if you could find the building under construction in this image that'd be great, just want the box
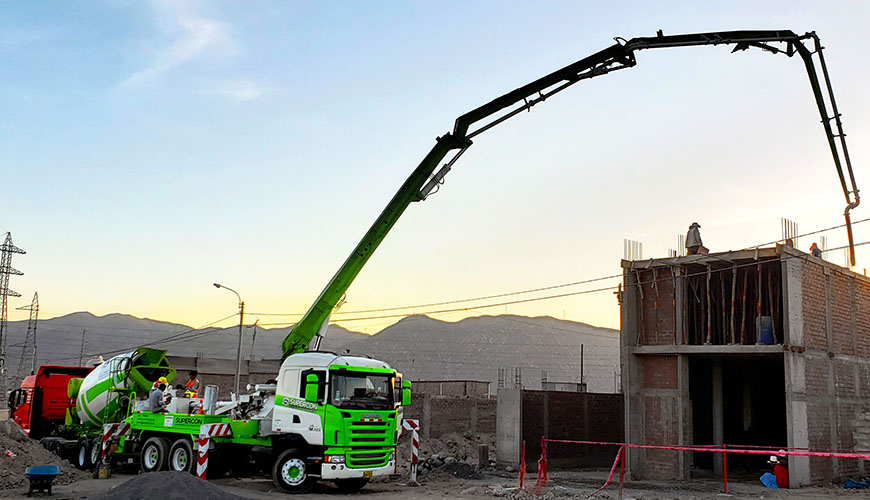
[620,244,870,486]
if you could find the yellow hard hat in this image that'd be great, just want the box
[157,377,168,383]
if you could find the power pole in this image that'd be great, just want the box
[79,329,86,366]
[249,319,259,360]
[15,292,38,378]
[0,232,25,409]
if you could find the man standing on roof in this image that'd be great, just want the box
[810,242,823,258]
[686,222,703,255]
[185,371,200,398]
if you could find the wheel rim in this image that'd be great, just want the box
[91,441,101,465]
[171,447,188,471]
[144,444,159,469]
[78,445,87,467]
[281,458,307,486]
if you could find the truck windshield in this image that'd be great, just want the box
[329,371,393,410]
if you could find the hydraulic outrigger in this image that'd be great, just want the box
[283,29,859,357]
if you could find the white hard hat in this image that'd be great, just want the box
[767,455,780,465]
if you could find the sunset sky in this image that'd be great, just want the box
[3,1,869,334]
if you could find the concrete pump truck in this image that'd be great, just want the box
[12,29,858,494]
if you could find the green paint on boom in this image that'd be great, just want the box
[281,134,470,358]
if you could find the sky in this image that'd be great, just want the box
[2,1,869,334]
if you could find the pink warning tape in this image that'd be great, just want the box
[543,439,870,460]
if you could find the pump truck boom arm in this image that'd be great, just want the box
[282,29,859,358]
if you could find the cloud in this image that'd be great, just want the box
[121,1,235,87]
[215,80,264,101]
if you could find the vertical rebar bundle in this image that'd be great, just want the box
[15,292,38,379]
[0,233,25,409]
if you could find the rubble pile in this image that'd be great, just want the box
[397,431,496,474]
[0,420,89,490]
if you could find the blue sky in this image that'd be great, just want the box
[3,1,869,332]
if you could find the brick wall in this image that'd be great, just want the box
[521,390,624,468]
[801,262,827,350]
[636,269,676,345]
[403,392,496,439]
[798,259,870,483]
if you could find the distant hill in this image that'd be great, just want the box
[339,315,620,393]
[2,312,619,393]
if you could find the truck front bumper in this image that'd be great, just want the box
[320,461,395,480]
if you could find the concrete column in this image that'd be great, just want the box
[677,354,691,479]
[712,360,724,476]
[496,388,522,467]
[423,393,432,440]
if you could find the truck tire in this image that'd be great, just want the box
[75,438,93,470]
[272,449,315,494]
[168,438,195,474]
[140,437,170,473]
[90,437,102,467]
[334,478,369,492]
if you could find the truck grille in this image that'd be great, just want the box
[348,420,390,446]
[347,449,390,468]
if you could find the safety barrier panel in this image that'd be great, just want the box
[101,422,131,459]
[402,419,420,483]
[197,423,233,479]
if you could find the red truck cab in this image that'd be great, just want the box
[8,365,94,439]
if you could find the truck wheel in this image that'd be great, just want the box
[76,438,93,470]
[90,437,102,467]
[334,478,369,492]
[168,439,195,473]
[272,450,315,494]
[140,437,170,473]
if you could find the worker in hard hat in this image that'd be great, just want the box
[686,222,703,255]
[149,382,168,413]
[810,242,823,258]
[152,376,168,389]
[184,371,200,398]
[760,454,789,488]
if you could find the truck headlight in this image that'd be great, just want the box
[325,455,345,463]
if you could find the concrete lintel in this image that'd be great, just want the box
[630,345,784,356]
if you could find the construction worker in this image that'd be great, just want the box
[810,242,823,258]
[760,455,789,489]
[185,371,200,398]
[152,376,168,389]
[686,222,703,255]
[149,382,167,413]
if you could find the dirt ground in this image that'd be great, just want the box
[0,467,865,500]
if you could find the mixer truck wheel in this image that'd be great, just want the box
[168,439,195,473]
[75,438,93,470]
[272,449,315,494]
[140,437,170,473]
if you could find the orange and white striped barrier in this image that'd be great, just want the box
[402,419,420,483]
[197,423,233,479]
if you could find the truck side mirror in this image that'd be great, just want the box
[402,380,411,406]
[305,373,320,404]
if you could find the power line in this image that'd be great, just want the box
[247,217,870,324]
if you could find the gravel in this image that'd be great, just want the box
[91,471,245,500]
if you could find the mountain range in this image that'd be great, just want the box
[2,312,619,393]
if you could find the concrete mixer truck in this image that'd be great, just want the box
[8,348,175,470]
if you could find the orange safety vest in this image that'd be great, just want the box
[185,378,200,397]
